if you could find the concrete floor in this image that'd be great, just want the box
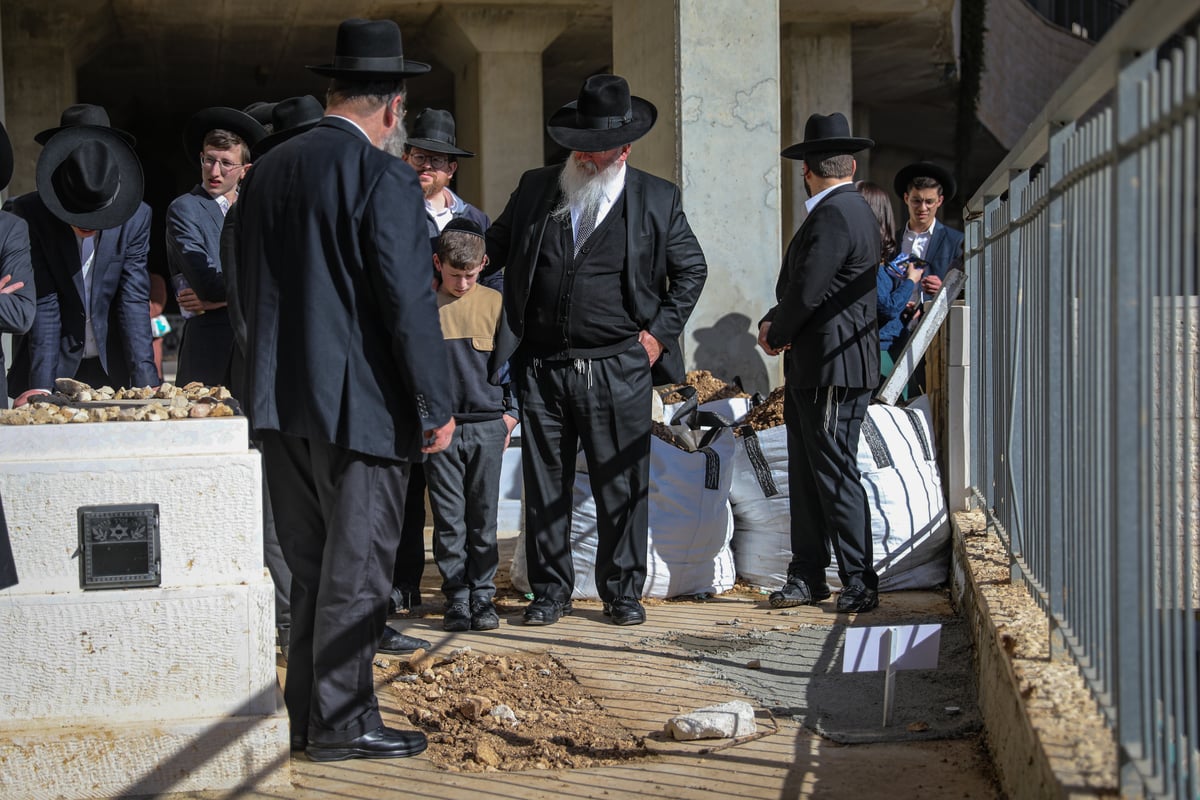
[183,534,1000,800]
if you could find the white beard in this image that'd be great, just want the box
[380,122,407,158]
[551,154,619,222]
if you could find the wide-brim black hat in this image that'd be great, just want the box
[252,96,325,159]
[242,101,278,127]
[0,119,12,192]
[35,104,137,147]
[308,18,430,79]
[184,107,267,161]
[546,74,657,153]
[893,160,956,200]
[780,112,873,160]
[407,108,473,157]
[36,127,143,230]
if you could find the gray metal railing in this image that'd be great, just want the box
[964,0,1200,795]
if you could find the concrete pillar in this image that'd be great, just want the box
[1,38,76,196]
[780,23,852,236]
[426,7,572,219]
[614,0,782,394]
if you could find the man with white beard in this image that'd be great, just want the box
[233,18,453,762]
[485,74,707,627]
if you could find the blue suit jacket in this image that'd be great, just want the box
[166,185,234,385]
[904,219,964,283]
[0,212,36,405]
[7,194,158,394]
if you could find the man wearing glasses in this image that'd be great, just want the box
[893,161,963,301]
[402,109,490,246]
[165,107,265,386]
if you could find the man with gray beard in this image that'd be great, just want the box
[485,74,707,627]
[234,18,453,762]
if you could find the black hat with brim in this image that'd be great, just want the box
[35,104,137,147]
[243,101,278,127]
[0,119,12,192]
[252,96,325,159]
[184,107,267,161]
[893,160,956,200]
[37,126,143,230]
[407,108,474,157]
[546,74,657,153]
[780,112,873,160]
[307,18,430,79]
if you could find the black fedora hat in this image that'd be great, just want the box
[407,108,473,157]
[242,101,278,128]
[780,112,873,160]
[252,96,325,159]
[308,18,430,79]
[183,107,267,162]
[34,104,137,147]
[36,127,143,230]
[0,119,12,192]
[546,74,657,153]
[893,160,956,201]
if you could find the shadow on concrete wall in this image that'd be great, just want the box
[692,312,770,397]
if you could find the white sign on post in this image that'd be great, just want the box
[842,624,942,727]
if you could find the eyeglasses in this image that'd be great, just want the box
[407,152,451,170]
[200,155,246,174]
[907,197,941,208]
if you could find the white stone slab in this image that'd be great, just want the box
[0,452,263,595]
[0,714,290,800]
[0,583,276,723]
[0,416,250,461]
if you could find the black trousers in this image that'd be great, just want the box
[516,343,652,604]
[391,464,427,592]
[783,384,877,590]
[260,430,409,743]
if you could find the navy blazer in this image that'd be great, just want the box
[166,185,234,385]
[484,163,707,385]
[902,219,964,283]
[7,194,157,395]
[0,212,36,405]
[763,183,881,389]
[234,116,452,462]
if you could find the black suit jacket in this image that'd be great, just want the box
[484,164,707,385]
[234,116,451,462]
[7,194,157,395]
[763,183,881,389]
[0,212,36,405]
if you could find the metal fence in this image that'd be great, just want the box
[964,1,1200,795]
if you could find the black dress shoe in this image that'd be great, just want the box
[290,734,307,752]
[836,583,879,613]
[522,597,572,626]
[602,596,646,626]
[378,625,432,654]
[768,575,832,608]
[388,586,423,615]
[442,601,471,632]
[306,725,428,762]
[470,598,500,631]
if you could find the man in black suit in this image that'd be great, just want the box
[234,18,454,762]
[8,106,157,403]
[0,119,35,407]
[485,74,707,627]
[758,112,882,614]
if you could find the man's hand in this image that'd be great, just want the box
[638,330,663,365]
[0,274,25,295]
[758,321,785,356]
[14,389,49,408]
[176,287,205,315]
[421,417,456,454]
[920,273,943,296]
[502,413,519,450]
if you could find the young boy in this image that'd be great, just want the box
[426,218,518,631]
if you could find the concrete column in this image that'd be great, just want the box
[426,7,572,219]
[1,38,76,196]
[614,0,782,394]
[780,24,852,236]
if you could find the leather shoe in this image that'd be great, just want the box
[602,596,646,626]
[522,597,572,626]
[378,625,432,654]
[836,583,879,613]
[768,575,832,608]
[290,734,306,753]
[470,598,500,631]
[388,586,422,615]
[442,601,471,632]
[306,725,428,762]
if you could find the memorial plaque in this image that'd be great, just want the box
[79,504,161,589]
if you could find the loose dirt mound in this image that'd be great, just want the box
[738,386,786,431]
[381,649,647,772]
[659,370,749,405]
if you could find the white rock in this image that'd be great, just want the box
[665,701,757,741]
